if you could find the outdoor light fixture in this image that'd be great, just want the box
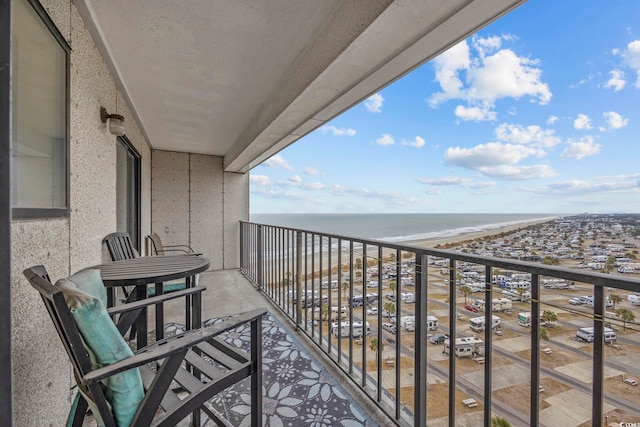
[100,107,125,136]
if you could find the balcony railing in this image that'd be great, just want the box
[239,221,640,427]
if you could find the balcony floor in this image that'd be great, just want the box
[157,269,389,426]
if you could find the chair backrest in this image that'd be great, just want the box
[23,266,117,425]
[103,232,138,261]
[147,232,165,255]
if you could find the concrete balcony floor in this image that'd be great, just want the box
[157,269,390,426]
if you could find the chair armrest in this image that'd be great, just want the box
[106,286,206,316]
[163,244,195,253]
[83,308,267,384]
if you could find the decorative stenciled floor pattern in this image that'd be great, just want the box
[162,312,378,427]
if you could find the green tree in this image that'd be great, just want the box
[540,327,549,341]
[370,337,384,355]
[615,308,635,331]
[355,271,362,281]
[517,287,526,301]
[542,310,557,328]
[342,282,349,303]
[389,281,397,298]
[355,258,362,270]
[460,285,472,305]
[491,415,511,427]
[542,256,560,265]
[320,303,329,320]
[383,302,396,319]
[609,294,622,311]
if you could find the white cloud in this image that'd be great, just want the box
[561,136,601,159]
[541,179,638,195]
[495,123,561,148]
[547,115,559,124]
[250,174,271,186]
[304,167,319,176]
[376,133,395,146]
[429,37,551,122]
[602,111,629,130]
[480,164,557,180]
[321,125,357,136]
[573,114,592,130]
[454,105,496,122]
[418,176,495,188]
[364,93,384,113]
[263,154,293,170]
[403,136,426,148]
[289,175,302,183]
[621,40,640,88]
[424,189,442,195]
[444,142,539,169]
[604,70,626,91]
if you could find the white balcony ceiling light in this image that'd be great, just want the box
[75,0,526,172]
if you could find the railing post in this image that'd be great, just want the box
[414,253,428,427]
[296,231,303,328]
[483,265,493,426]
[530,274,540,427]
[448,259,456,427]
[257,225,263,289]
[593,284,605,427]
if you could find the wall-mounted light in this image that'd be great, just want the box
[100,107,125,136]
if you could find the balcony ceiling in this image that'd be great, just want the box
[75,0,526,173]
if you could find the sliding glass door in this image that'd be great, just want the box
[116,136,140,250]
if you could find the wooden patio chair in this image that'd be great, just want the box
[147,232,201,256]
[24,265,265,427]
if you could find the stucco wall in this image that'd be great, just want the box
[11,1,152,425]
[152,151,247,270]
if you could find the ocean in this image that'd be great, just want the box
[249,213,559,243]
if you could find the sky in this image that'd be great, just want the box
[250,1,640,215]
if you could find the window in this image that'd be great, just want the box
[11,0,69,218]
[116,137,141,251]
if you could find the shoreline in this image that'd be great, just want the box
[395,217,557,250]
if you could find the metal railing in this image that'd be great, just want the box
[239,221,640,427]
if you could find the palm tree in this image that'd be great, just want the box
[610,294,622,311]
[342,282,349,303]
[491,415,511,427]
[370,337,384,355]
[389,281,397,298]
[355,258,362,270]
[540,327,549,341]
[383,302,395,319]
[542,310,557,328]
[615,308,635,331]
[460,285,471,305]
[320,303,329,320]
[355,271,362,281]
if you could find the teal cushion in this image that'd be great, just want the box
[147,281,186,297]
[58,268,108,308]
[57,277,144,427]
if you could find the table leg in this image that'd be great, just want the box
[185,276,193,331]
[136,285,148,348]
[155,282,164,343]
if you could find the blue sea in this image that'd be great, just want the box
[250,213,559,243]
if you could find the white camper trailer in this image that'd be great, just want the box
[469,315,501,332]
[472,299,512,312]
[426,315,439,331]
[331,321,371,338]
[576,327,616,343]
[443,337,483,358]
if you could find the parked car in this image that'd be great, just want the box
[429,333,450,344]
[465,303,479,312]
[569,297,582,305]
[382,323,396,334]
[385,293,396,302]
[366,307,378,316]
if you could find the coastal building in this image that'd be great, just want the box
[2,1,639,427]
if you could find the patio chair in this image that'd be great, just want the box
[103,232,187,298]
[24,265,265,427]
[147,232,201,256]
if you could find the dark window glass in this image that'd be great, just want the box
[116,137,140,250]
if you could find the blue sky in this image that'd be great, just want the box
[250,1,640,214]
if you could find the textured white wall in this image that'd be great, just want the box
[152,151,247,270]
[11,1,152,425]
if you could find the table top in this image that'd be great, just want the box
[96,254,210,287]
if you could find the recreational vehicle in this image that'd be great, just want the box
[331,321,371,338]
[443,336,483,357]
[309,306,346,322]
[469,315,501,332]
[472,298,512,312]
[576,327,616,343]
[501,288,531,302]
[517,312,551,327]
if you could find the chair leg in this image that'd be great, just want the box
[66,392,88,427]
[251,318,263,427]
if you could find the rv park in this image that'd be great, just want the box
[290,214,640,426]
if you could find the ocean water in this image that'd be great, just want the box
[250,213,558,243]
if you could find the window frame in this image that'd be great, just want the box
[11,0,71,219]
[116,136,141,251]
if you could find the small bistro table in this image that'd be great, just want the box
[96,254,210,348]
